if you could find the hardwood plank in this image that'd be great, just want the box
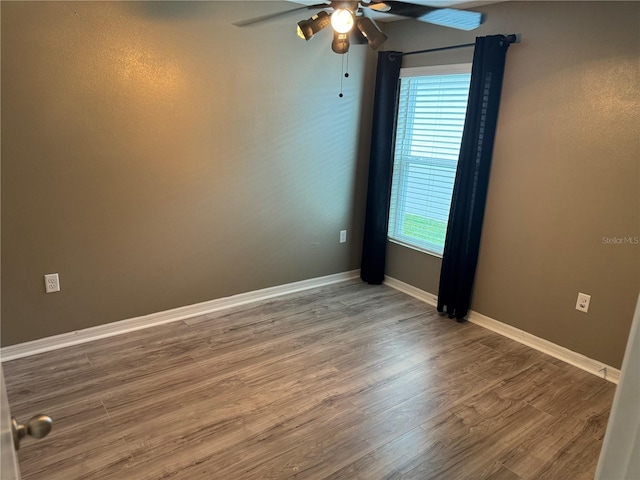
[322,426,438,480]
[84,322,212,372]
[473,462,521,480]
[402,401,548,479]
[527,414,610,480]
[3,352,93,407]
[8,395,108,438]
[3,282,615,480]
[499,409,609,478]
[18,434,134,480]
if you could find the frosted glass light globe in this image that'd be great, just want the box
[331,9,354,34]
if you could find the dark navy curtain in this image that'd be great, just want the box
[360,51,402,285]
[437,35,512,320]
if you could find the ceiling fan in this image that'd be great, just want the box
[234,1,485,54]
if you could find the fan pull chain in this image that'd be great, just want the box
[345,52,350,78]
[338,52,350,98]
[339,55,344,98]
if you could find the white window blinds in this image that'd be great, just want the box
[388,64,472,256]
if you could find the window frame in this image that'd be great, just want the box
[387,63,472,258]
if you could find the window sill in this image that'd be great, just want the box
[387,238,443,259]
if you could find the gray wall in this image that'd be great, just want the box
[385,1,639,368]
[2,1,638,371]
[1,1,376,346]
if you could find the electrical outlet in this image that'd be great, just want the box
[339,230,347,243]
[575,292,590,313]
[44,273,60,293]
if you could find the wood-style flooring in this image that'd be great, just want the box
[3,281,616,479]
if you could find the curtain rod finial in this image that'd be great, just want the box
[505,34,521,44]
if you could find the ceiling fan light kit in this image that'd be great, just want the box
[235,1,486,55]
[297,11,331,40]
[330,7,356,33]
[332,31,351,54]
[356,16,387,51]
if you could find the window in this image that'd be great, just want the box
[388,64,472,256]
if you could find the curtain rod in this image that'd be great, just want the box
[398,34,520,58]
[401,42,475,57]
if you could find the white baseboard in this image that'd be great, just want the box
[3,270,621,385]
[384,276,439,308]
[1,270,360,363]
[384,276,620,384]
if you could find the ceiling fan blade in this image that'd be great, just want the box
[233,3,330,27]
[420,8,484,30]
[367,1,484,31]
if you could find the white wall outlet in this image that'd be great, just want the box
[44,273,60,293]
[576,292,590,313]
[339,230,347,243]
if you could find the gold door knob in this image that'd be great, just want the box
[11,414,53,450]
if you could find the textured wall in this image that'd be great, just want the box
[385,1,640,368]
[1,2,376,345]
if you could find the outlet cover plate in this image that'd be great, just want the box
[576,292,590,313]
[44,273,60,293]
